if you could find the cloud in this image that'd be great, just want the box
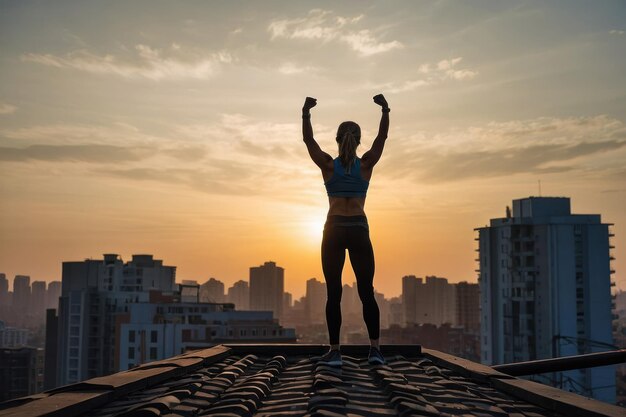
[383,115,626,182]
[268,9,402,56]
[278,62,319,75]
[610,29,625,35]
[0,114,321,200]
[375,57,477,93]
[0,122,173,149]
[0,144,147,163]
[98,163,259,197]
[0,103,17,115]
[21,44,232,80]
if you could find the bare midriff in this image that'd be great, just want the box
[327,196,366,216]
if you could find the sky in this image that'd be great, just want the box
[0,0,625,299]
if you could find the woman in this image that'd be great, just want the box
[302,94,390,366]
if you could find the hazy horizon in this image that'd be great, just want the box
[1,0,625,299]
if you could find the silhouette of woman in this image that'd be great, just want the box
[302,94,390,366]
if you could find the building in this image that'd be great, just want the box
[226,280,249,310]
[340,282,362,327]
[375,290,390,329]
[402,275,456,326]
[456,281,480,333]
[476,197,616,402]
[0,347,44,402]
[56,254,176,387]
[117,300,296,371]
[0,273,8,307]
[13,275,31,317]
[249,261,284,320]
[200,278,225,303]
[46,281,61,310]
[305,278,326,325]
[31,280,47,320]
[0,320,29,347]
[44,309,58,390]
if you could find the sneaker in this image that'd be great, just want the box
[319,349,342,366]
[368,346,385,365]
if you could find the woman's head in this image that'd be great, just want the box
[336,121,361,172]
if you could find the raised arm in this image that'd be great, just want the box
[302,97,332,170]
[362,94,390,169]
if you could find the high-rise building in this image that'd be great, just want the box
[227,280,249,310]
[402,275,456,326]
[46,281,61,310]
[249,261,284,320]
[375,290,390,329]
[56,254,176,386]
[44,309,58,390]
[476,197,615,402]
[13,275,31,315]
[455,281,479,333]
[0,273,8,307]
[305,278,326,325]
[200,278,225,303]
[31,281,47,320]
[340,282,361,326]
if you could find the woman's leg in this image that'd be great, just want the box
[347,226,380,343]
[321,225,346,347]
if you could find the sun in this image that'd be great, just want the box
[304,217,325,243]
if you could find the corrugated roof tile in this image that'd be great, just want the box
[2,344,624,417]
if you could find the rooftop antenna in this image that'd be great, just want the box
[538,179,542,197]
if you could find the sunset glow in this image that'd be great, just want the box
[0,1,625,299]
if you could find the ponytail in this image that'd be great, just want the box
[336,121,361,174]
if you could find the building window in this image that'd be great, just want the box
[128,347,135,359]
[151,330,158,343]
[150,347,157,360]
[129,330,135,343]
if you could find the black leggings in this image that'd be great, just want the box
[321,215,380,345]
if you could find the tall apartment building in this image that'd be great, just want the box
[476,197,615,402]
[46,281,62,310]
[402,275,456,326]
[13,275,31,315]
[305,278,326,325]
[456,281,480,333]
[56,254,176,386]
[200,278,225,303]
[249,261,284,320]
[31,281,47,320]
[227,280,249,310]
[0,273,8,306]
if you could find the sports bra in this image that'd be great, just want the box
[324,157,369,197]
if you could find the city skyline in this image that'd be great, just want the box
[1,1,625,299]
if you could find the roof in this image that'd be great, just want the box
[0,344,623,417]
